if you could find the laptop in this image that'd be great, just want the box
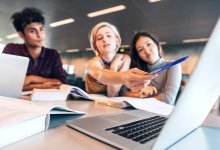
[0,53,29,98]
[66,17,220,150]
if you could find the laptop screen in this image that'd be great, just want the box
[0,54,29,98]
[153,17,220,149]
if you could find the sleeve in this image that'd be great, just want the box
[2,44,14,54]
[159,64,182,105]
[51,51,67,84]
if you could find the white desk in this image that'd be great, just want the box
[2,100,220,150]
[2,101,127,150]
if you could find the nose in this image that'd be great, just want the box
[36,30,44,38]
[102,35,108,43]
[143,45,150,54]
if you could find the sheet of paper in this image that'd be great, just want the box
[124,98,174,116]
[89,95,173,116]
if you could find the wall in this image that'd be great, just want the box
[163,43,205,75]
[60,43,205,79]
[0,44,5,53]
[61,50,95,79]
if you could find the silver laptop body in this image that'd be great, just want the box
[66,17,220,150]
[0,54,29,98]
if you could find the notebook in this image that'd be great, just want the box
[0,54,29,98]
[66,17,220,150]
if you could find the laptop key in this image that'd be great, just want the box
[105,115,167,144]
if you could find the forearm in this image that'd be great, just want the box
[124,90,140,98]
[23,83,42,91]
[94,69,124,85]
[107,85,122,97]
[25,75,61,85]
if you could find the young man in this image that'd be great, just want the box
[3,7,67,91]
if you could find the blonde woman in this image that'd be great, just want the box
[85,22,156,97]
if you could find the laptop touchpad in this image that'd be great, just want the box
[104,114,139,122]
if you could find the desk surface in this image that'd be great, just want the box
[2,101,127,150]
[2,100,220,150]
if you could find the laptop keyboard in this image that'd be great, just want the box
[105,116,167,144]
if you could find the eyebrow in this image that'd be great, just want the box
[96,31,112,37]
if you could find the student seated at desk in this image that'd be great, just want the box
[124,32,181,105]
[3,7,67,91]
[85,22,157,97]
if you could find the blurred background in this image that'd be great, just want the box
[0,0,220,88]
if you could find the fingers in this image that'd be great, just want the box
[128,82,145,91]
[152,86,158,94]
[144,80,150,87]
[139,86,158,98]
[130,68,146,75]
[129,68,157,81]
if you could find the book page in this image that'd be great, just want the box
[31,88,68,101]
[0,96,85,115]
[0,106,42,128]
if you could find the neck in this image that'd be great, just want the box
[100,52,115,63]
[26,44,42,59]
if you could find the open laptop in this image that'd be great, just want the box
[66,17,220,150]
[0,53,29,98]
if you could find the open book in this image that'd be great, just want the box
[28,84,173,116]
[0,96,85,148]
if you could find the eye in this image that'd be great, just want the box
[40,27,45,31]
[96,35,103,40]
[137,47,143,52]
[107,34,112,38]
[29,29,35,33]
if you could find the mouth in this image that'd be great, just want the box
[103,43,111,48]
[37,40,44,43]
[146,53,152,58]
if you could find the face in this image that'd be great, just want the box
[95,26,119,55]
[135,36,160,65]
[19,22,45,48]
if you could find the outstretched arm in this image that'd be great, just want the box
[86,57,157,91]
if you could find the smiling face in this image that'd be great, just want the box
[135,36,160,65]
[95,26,119,56]
[19,22,45,48]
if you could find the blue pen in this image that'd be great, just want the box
[150,56,189,74]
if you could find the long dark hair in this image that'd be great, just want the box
[130,32,163,71]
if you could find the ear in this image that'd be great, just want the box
[116,37,120,45]
[115,37,120,49]
[18,32,25,40]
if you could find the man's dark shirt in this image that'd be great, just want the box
[3,43,67,84]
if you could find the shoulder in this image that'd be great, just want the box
[3,43,24,54]
[86,56,102,68]
[115,53,131,61]
[3,43,22,50]
[164,59,181,75]
[122,54,131,61]
[88,56,100,62]
[43,47,60,58]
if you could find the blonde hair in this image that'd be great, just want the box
[89,22,121,55]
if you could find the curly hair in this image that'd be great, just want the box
[11,7,45,32]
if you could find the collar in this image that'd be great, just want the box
[147,58,166,72]
[22,44,45,59]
